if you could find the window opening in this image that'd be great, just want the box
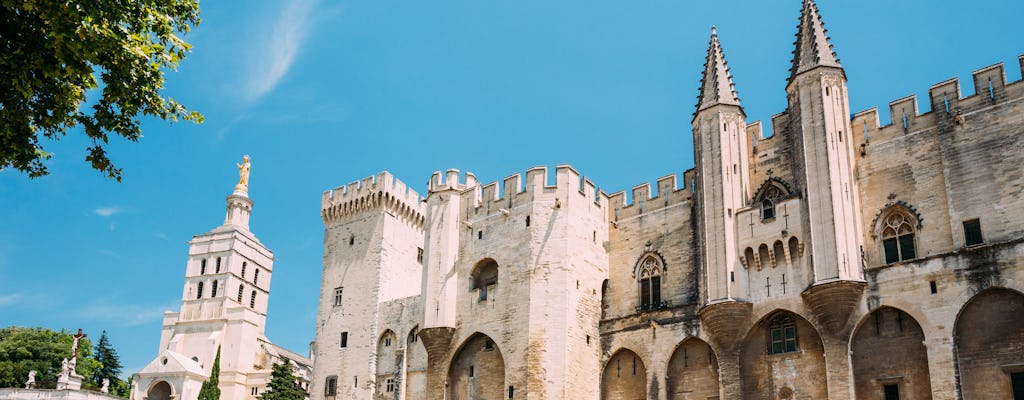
[930,280,937,294]
[254,269,259,285]
[525,216,530,227]
[637,256,663,311]
[417,247,424,264]
[883,384,900,400]
[211,280,218,297]
[324,376,337,397]
[944,95,950,113]
[349,235,354,245]
[881,212,916,263]
[964,219,984,247]
[469,365,475,378]
[478,230,483,240]
[215,257,221,273]
[1010,372,1024,400]
[988,78,995,99]
[471,259,499,301]
[250,291,256,308]
[385,378,394,393]
[340,332,348,348]
[241,262,246,279]
[767,315,798,354]
[333,287,343,307]
[484,340,494,351]
[758,185,784,220]
[196,282,204,299]
[237,284,244,303]
[508,386,514,399]
[200,259,207,275]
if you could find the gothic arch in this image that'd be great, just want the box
[666,337,719,399]
[446,333,505,400]
[601,348,647,400]
[470,258,499,301]
[850,307,932,400]
[146,380,174,400]
[869,201,923,239]
[404,326,428,399]
[631,250,667,278]
[740,310,827,400]
[752,178,793,202]
[375,329,399,398]
[954,288,1024,399]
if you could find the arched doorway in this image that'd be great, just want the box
[147,381,172,400]
[446,333,504,400]
[375,329,398,399]
[850,307,932,399]
[955,288,1024,399]
[740,311,827,399]
[666,338,719,399]
[601,348,647,400]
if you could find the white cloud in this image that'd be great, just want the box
[244,0,320,102]
[93,206,123,217]
[0,292,23,307]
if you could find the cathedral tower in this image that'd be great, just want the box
[693,27,750,302]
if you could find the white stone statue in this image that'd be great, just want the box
[25,370,36,389]
[237,155,251,188]
[61,358,69,376]
[101,378,110,393]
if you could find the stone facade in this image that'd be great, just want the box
[309,1,1024,399]
[132,175,313,400]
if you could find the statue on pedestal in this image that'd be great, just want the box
[101,378,110,393]
[236,155,251,191]
[25,370,36,389]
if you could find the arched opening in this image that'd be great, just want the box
[405,326,428,396]
[773,241,785,268]
[601,279,610,318]
[447,333,504,400]
[470,259,499,301]
[666,338,719,399]
[147,381,173,400]
[376,330,398,398]
[637,255,663,311]
[758,244,770,270]
[740,311,827,399]
[601,348,647,400]
[851,307,932,400]
[955,288,1024,399]
[744,247,756,269]
[787,237,800,267]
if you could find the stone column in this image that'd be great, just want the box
[821,333,853,400]
[417,327,455,400]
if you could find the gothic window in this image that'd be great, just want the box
[408,327,418,343]
[757,185,785,221]
[237,284,244,303]
[471,259,499,301]
[325,376,338,397]
[637,256,663,311]
[767,314,798,355]
[761,198,775,220]
[196,282,204,299]
[200,259,207,275]
[881,212,916,264]
[333,287,343,307]
[250,290,256,308]
[211,281,218,297]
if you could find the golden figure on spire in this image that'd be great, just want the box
[237,155,251,189]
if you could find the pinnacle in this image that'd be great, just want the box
[696,26,740,113]
[789,0,842,82]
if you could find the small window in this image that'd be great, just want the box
[767,315,798,355]
[930,281,937,294]
[478,230,483,240]
[417,247,424,264]
[385,378,394,393]
[964,219,984,247]
[883,384,900,400]
[508,386,514,399]
[253,269,259,285]
[469,365,475,378]
[250,290,256,308]
[761,199,775,220]
[756,184,784,221]
[200,259,207,275]
[409,328,418,343]
[333,287,343,307]
[242,261,247,279]
[484,340,494,351]
[251,387,257,396]
[349,235,354,245]
[471,259,499,301]
[237,284,244,303]
[384,336,392,347]
[211,280,218,297]
[1010,372,1024,400]
[215,257,221,273]
[325,376,338,397]
[340,332,348,348]
[196,282,204,299]
[525,216,530,227]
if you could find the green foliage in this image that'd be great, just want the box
[197,346,221,400]
[91,330,124,395]
[258,359,306,400]
[0,0,203,181]
[0,327,100,389]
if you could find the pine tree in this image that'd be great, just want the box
[91,331,122,389]
[197,347,221,400]
[258,359,306,400]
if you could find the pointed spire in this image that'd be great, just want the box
[696,26,741,113]
[789,0,841,82]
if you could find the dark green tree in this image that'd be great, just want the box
[0,327,100,389]
[258,359,306,400]
[0,0,203,181]
[197,346,221,400]
[90,330,122,390]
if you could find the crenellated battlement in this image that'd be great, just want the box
[320,171,425,227]
[457,165,606,213]
[428,169,479,194]
[607,169,696,221]
[851,55,1024,147]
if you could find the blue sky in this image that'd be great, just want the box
[1,0,1021,377]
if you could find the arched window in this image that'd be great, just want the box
[757,185,785,221]
[471,259,499,301]
[211,281,218,297]
[880,212,916,264]
[200,259,207,275]
[237,284,244,303]
[637,256,663,311]
[196,282,204,299]
[761,198,775,220]
[767,314,798,355]
[250,290,257,308]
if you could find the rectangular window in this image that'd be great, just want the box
[651,276,661,306]
[1011,372,1024,400]
[254,269,260,285]
[237,285,244,303]
[469,365,475,377]
[640,280,651,309]
[784,325,797,353]
[508,386,514,399]
[215,257,221,273]
[964,219,984,247]
[898,234,916,259]
[770,328,783,354]
[250,291,256,308]
[883,238,900,264]
[385,378,394,392]
[200,259,207,275]
[197,282,204,299]
[325,376,337,397]
[417,247,424,264]
[333,287,343,307]
[340,332,348,348]
[883,384,900,400]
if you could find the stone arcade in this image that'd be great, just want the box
[309,1,1024,399]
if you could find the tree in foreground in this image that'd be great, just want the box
[0,327,100,389]
[197,346,221,400]
[258,359,306,400]
[0,0,203,181]
[91,330,122,392]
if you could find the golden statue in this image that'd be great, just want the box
[237,155,251,188]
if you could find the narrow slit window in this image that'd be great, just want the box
[250,290,256,308]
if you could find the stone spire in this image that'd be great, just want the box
[788,0,841,82]
[696,26,741,113]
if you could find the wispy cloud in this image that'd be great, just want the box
[244,0,320,102]
[93,206,123,217]
[76,298,176,327]
[0,292,23,307]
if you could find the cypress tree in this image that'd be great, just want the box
[258,359,305,400]
[197,347,221,400]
